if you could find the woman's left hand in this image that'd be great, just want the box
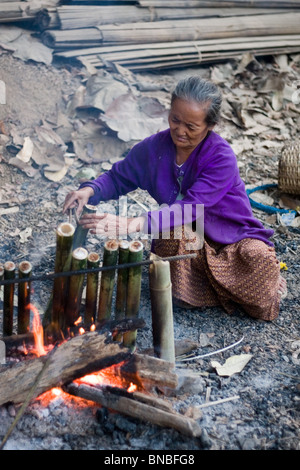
[79,213,144,238]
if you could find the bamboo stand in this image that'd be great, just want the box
[64,247,88,329]
[85,252,100,328]
[3,261,16,336]
[17,261,32,334]
[97,240,119,323]
[123,240,143,351]
[149,254,175,364]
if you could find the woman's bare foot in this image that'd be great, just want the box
[278,276,287,299]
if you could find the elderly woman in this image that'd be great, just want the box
[63,76,286,321]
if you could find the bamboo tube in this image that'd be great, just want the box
[64,247,88,329]
[73,204,97,250]
[123,240,143,351]
[149,254,175,364]
[85,252,100,328]
[115,240,130,320]
[114,240,130,342]
[3,262,16,336]
[17,261,32,335]
[97,240,119,323]
[52,222,75,334]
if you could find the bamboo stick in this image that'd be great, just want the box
[3,262,16,336]
[114,240,130,342]
[17,261,32,335]
[97,239,119,323]
[149,254,175,364]
[51,222,75,335]
[85,252,100,328]
[123,240,143,351]
[73,204,97,250]
[115,240,130,320]
[64,247,88,329]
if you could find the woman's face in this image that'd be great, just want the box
[168,98,213,153]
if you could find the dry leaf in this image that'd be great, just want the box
[211,354,252,377]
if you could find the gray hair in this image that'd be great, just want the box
[171,76,222,127]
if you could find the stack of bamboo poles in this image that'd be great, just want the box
[2,1,300,71]
[41,2,300,71]
[0,1,61,24]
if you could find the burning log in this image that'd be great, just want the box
[64,247,88,329]
[0,329,132,407]
[85,252,100,328]
[0,319,179,407]
[3,262,16,336]
[123,240,143,351]
[51,222,75,335]
[97,240,119,323]
[17,261,32,335]
[64,382,202,438]
[149,254,175,364]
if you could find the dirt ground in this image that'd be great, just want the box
[0,51,299,452]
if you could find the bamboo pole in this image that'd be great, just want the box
[123,240,143,351]
[149,254,175,364]
[114,240,130,342]
[64,247,88,329]
[17,261,32,335]
[3,262,16,336]
[97,240,119,323]
[115,240,130,320]
[85,252,100,328]
[51,222,75,335]
[73,204,97,250]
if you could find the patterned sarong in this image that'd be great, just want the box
[152,227,281,321]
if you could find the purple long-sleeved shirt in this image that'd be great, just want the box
[80,129,274,246]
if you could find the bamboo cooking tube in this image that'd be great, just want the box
[115,240,130,320]
[17,261,32,334]
[52,222,75,333]
[97,239,119,323]
[3,261,16,336]
[65,247,88,329]
[85,252,100,328]
[149,254,175,364]
[73,204,97,249]
[123,240,143,351]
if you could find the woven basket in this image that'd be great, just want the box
[278,143,300,195]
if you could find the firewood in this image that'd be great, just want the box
[0,330,132,407]
[64,381,202,438]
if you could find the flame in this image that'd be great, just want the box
[127,382,137,393]
[30,303,46,357]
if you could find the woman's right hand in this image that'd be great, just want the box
[63,186,95,216]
